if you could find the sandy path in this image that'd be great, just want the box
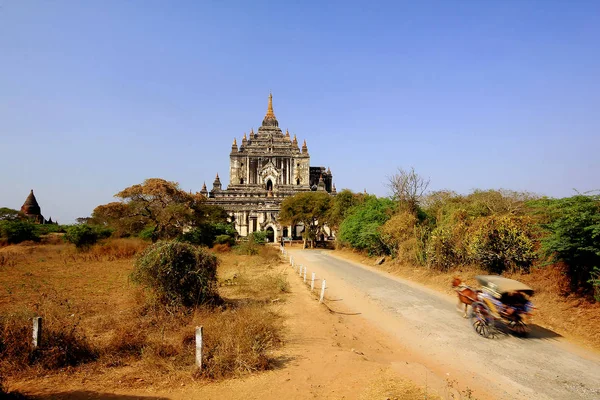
[287,249,600,400]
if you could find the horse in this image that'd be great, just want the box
[452,277,479,318]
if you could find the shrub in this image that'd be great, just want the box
[236,235,260,255]
[197,306,282,379]
[426,226,462,270]
[64,225,112,249]
[215,234,235,246]
[180,223,236,247]
[131,241,219,307]
[338,196,395,255]
[532,195,600,293]
[0,221,39,244]
[589,268,600,302]
[380,211,418,259]
[250,231,267,245]
[466,216,536,274]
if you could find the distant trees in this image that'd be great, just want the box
[91,178,231,243]
[279,192,332,248]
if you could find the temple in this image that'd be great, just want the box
[206,93,335,242]
[20,190,55,224]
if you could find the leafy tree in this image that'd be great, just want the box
[338,196,396,255]
[0,220,39,244]
[532,195,600,292]
[279,192,332,248]
[327,189,365,233]
[93,178,228,242]
[132,241,219,307]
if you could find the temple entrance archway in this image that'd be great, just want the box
[265,227,275,243]
[266,179,273,191]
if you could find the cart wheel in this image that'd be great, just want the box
[509,319,530,337]
[470,302,494,338]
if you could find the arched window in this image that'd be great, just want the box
[296,178,300,185]
[266,179,273,191]
[240,178,244,184]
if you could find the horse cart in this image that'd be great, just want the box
[469,275,535,338]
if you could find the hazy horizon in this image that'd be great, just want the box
[1,1,599,223]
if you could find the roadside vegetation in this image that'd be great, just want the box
[277,168,600,349]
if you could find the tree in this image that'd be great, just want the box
[92,178,229,242]
[327,189,365,233]
[387,167,430,213]
[279,192,332,248]
[338,196,396,255]
[0,208,23,222]
[533,194,600,292]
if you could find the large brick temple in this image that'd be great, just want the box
[204,93,335,242]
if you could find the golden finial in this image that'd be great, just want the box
[303,139,307,147]
[251,127,254,135]
[233,138,237,146]
[265,92,276,118]
[243,132,247,140]
[285,128,290,138]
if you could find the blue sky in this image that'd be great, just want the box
[1,1,599,223]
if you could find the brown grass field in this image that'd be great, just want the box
[333,248,600,352]
[0,239,288,394]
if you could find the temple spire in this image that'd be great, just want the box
[262,92,279,127]
[266,92,275,118]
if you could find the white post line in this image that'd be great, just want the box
[303,266,307,283]
[32,317,42,348]
[311,272,316,291]
[320,279,326,303]
[195,326,203,369]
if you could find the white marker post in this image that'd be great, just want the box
[311,272,316,291]
[320,280,326,303]
[32,317,42,349]
[303,266,307,283]
[195,326,203,369]
[298,264,302,276]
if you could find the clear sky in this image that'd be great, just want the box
[1,1,599,223]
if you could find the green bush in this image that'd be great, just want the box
[466,216,536,274]
[532,195,600,292]
[64,225,112,249]
[250,231,267,245]
[131,241,219,307]
[215,234,235,246]
[338,196,395,255]
[0,220,39,244]
[180,223,237,247]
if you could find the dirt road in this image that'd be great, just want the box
[288,249,600,400]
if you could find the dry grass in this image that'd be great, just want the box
[333,248,600,352]
[0,239,288,392]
